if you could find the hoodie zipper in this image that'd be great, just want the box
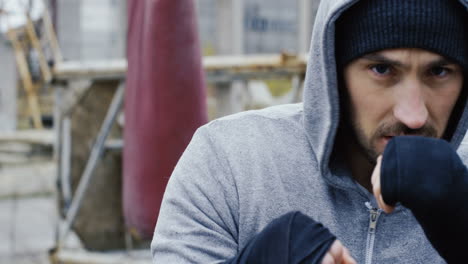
[365,202,382,264]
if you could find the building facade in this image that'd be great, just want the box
[56,0,320,60]
[196,0,321,55]
[57,0,126,61]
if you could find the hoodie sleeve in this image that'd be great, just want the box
[380,136,468,263]
[151,125,337,264]
[151,125,240,263]
[226,212,336,264]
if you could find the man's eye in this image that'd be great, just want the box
[370,64,391,75]
[429,67,450,77]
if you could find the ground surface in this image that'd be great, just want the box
[0,159,56,264]
[0,196,55,264]
[0,132,151,264]
[0,134,58,264]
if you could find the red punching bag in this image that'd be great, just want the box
[124,0,208,238]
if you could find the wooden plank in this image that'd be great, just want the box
[27,84,44,129]
[6,28,44,129]
[51,249,151,264]
[52,53,308,81]
[204,53,308,71]
[0,129,54,145]
[42,4,64,64]
[26,16,52,83]
[53,60,127,81]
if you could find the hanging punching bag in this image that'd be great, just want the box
[124,0,208,239]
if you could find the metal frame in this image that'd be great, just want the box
[57,82,125,247]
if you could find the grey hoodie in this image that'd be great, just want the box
[151,0,468,263]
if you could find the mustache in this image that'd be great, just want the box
[374,122,438,138]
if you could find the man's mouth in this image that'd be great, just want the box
[381,136,394,146]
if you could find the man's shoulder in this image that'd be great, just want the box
[195,103,308,155]
[205,103,304,132]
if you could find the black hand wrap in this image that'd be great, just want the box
[226,211,336,264]
[381,136,468,263]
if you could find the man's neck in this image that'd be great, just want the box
[339,135,375,193]
[347,147,374,193]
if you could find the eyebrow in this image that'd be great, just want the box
[361,53,458,69]
[361,53,404,67]
[426,58,457,69]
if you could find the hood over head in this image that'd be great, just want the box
[302,0,468,176]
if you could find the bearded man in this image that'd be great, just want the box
[151,0,468,263]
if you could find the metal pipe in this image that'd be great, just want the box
[60,117,72,211]
[58,82,125,245]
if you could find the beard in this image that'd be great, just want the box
[351,118,438,164]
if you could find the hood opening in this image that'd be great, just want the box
[443,81,468,143]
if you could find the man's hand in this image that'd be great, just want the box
[321,240,356,264]
[371,156,395,214]
[372,136,468,262]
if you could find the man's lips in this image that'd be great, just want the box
[381,134,431,145]
[381,136,394,145]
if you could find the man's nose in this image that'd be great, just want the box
[393,81,429,129]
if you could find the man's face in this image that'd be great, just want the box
[343,48,464,161]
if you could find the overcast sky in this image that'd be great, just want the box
[0,0,44,33]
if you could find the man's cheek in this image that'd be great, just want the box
[369,131,386,155]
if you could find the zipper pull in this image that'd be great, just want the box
[364,202,382,264]
[365,202,381,234]
[369,210,378,234]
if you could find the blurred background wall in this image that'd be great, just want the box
[53,0,320,61]
[0,34,17,132]
[198,0,321,55]
[55,0,127,61]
